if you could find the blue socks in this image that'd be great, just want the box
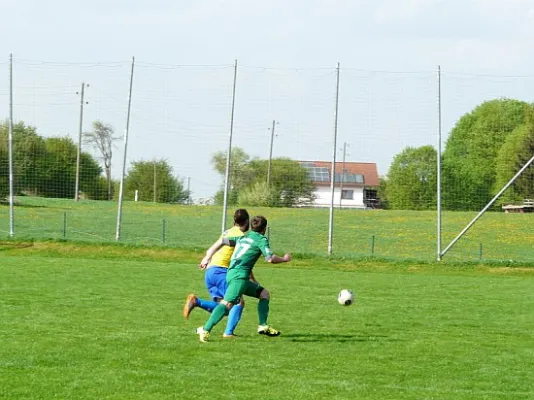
[196,298,217,312]
[224,304,244,336]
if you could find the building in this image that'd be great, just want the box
[299,161,380,209]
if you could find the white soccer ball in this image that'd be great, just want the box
[338,289,355,306]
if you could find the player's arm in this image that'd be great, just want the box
[199,237,238,269]
[259,237,291,264]
[268,253,292,264]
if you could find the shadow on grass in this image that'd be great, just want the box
[283,333,398,343]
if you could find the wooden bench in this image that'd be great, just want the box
[502,199,534,213]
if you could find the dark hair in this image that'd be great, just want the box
[251,216,267,233]
[233,209,250,229]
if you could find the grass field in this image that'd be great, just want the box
[1,243,534,399]
[2,196,534,263]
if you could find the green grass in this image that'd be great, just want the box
[2,196,534,262]
[1,244,534,399]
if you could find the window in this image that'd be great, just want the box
[335,173,364,183]
[341,190,354,200]
[301,164,330,182]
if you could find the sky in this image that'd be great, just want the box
[1,0,534,200]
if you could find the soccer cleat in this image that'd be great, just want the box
[196,327,210,343]
[257,325,281,337]
[183,294,198,319]
[222,333,238,338]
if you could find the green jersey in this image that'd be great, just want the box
[222,231,273,279]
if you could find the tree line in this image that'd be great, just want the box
[0,121,190,203]
[211,147,315,207]
[4,98,531,210]
[381,99,534,210]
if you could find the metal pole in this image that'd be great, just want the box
[153,161,157,203]
[8,54,14,237]
[441,152,534,258]
[115,57,135,241]
[75,82,86,201]
[221,59,238,233]
[328,63,341,255]
[187,176,191,204]
[339,142,347,208]
[437,65,442,261]
[267,119,276,187]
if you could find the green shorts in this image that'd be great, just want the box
[223,277,264,304]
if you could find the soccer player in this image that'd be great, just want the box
[195,215,291,342]
[183,209,249,338]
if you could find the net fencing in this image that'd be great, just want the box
[1,56,533,263]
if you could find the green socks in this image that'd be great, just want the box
[258,298,270,326]
[204,303,227,332]
[204,299,270,332]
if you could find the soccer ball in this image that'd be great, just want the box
[338,289,354,306]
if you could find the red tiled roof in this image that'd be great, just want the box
[299,161,380,187]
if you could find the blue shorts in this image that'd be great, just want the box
[204,266,228,301]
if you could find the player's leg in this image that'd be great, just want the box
[216,268,244,337]
[223,298,244,338]
[244,282,280,337]
[197,277,246,342]
[184,294,217,317]
[202,267,229,311]
[183,268,219,318]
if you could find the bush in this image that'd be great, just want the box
[238,182,280,207]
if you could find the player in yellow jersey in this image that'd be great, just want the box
[183,209,249,337]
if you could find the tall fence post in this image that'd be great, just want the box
[115,56,135,241]
[328,62,341,255]
[221,59,238,233]
[8,53,14,237]
[437,65,442,261]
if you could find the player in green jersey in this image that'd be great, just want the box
[195,215,291,342]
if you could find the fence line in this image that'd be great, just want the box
[2,55,534,262]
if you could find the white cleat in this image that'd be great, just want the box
[196,326,210,343]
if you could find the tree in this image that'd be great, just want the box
[0,121,106,200]
[494,117,534,204]
[0,121,46,197]
[211,147,254,205]
[214,188,238,207]
[247,158,315,207]
[377,177,389,209]
[84,121,119,200]
[442,99,531,210]
[237,181,280,207]
[385,146,437,210]
[39,137,103,199]
[211,147,254,189]
[211,149,315,207]
[124,159,190,203]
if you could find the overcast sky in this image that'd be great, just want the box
[2,0,534,199]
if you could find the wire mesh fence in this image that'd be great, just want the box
[1,56,533,263]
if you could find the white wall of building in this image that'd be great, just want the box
[312,185,365,208]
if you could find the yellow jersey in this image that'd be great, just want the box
[208,226,245,268]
